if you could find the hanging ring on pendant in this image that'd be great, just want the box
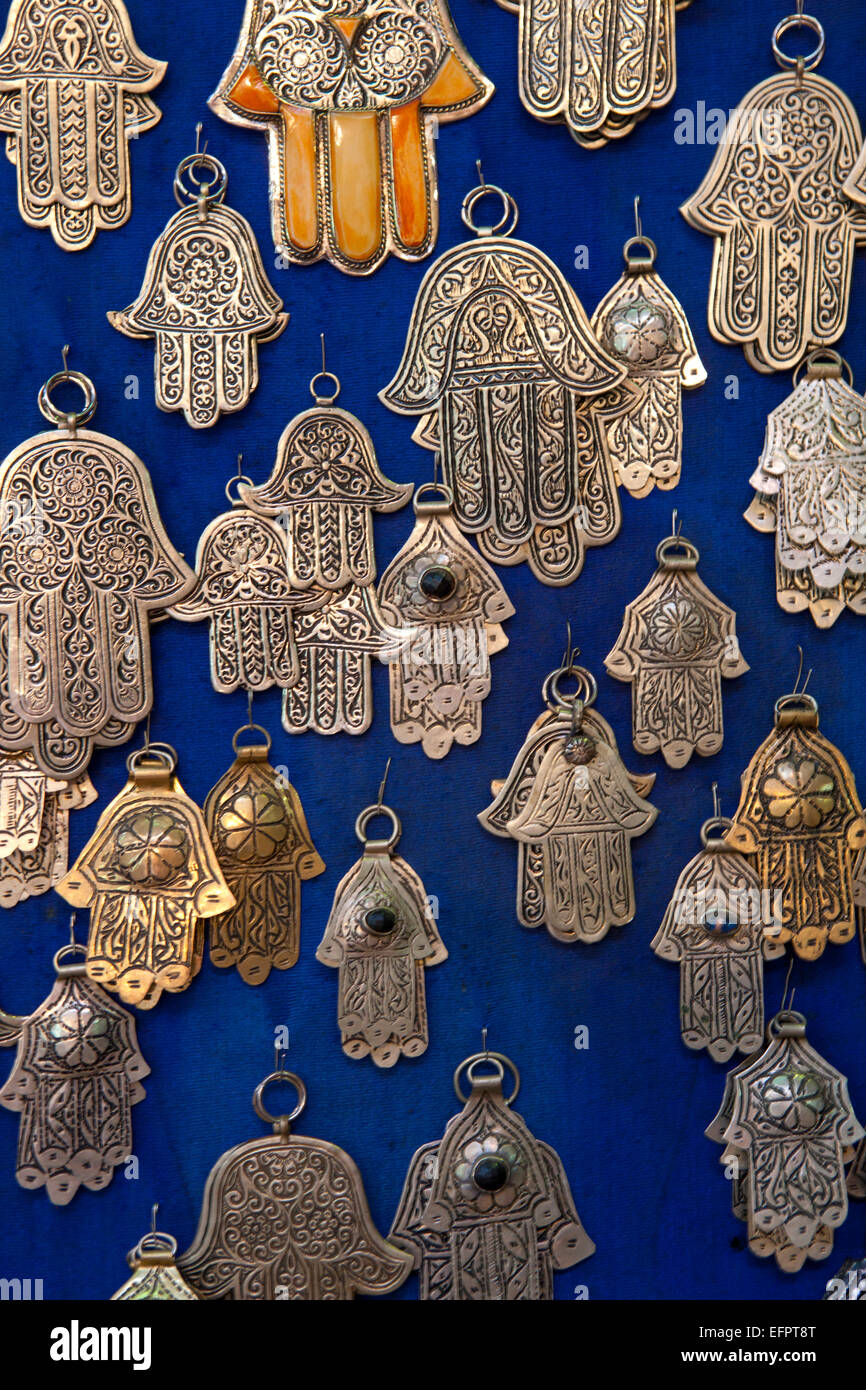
[543,663,598,713]
[129,1230,178,1265]
[794,348,853,387]
[225,473,255,506]
[623,234,658,270]
[771,13,825,72]
[232,722,272,754]
[38,366,97,430]
[52,941,88,977]
[700,815,734,848]
[453,1050,520,1104]
[309,371,341,406]
[769,1009,808,1038]
[656,534,700,569]
[253,1069,307,1126]
[413,481,454,516]
[774,691,818,721]
[126,744,177,775]
[355,802,402,851]
[174,152,228,209]
[461,181,519,239]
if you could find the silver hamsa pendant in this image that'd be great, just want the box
[605,520,748,767]
[108,140,287,428]
[111,1216,200,1301]
[0,940,149,1204]
[0,751,96,908]
[0,0,165,249]
[178,1065,412,1299]
[390,1047,594,1299]
[479,655,657,943]
[378,482,514,759]
[746,350,866,628]
[381,175,626,586]
[317,781,446,1066]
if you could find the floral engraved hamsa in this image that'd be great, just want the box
[209,0,493,274]
[0,0,165,249]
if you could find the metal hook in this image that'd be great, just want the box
[476,158,485,187]
[151,1202,159,1236]
[672,508,683,538]
[194,121,209,162]
[245,688,253,729]
[432,452,440,488]
[481,1026,489,1059]
[236,452,243,480]
[780,956,795,1013]
[796,0,804,15]
[634,195,642,241]
[711,782,721,822]
[69,913,76,946]
[142,712,152,750]
[320,332,327,377]
[376,756,392,811]
[60,344,70,374]
[792,645,813,696]
[561,620,578,670]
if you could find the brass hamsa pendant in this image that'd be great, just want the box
[726,688,866,961]
[605,522,748,767]
[681,11,866,372]
[0,360,194,780]
[493,0,692,148]
[707,1010,863,1272]
[209,1,493,275]
[0,0,165,249]
[0,941,149,1204]
[0,752,96,908]
[381,176,626,586]
[317,791,446,1066]
[479,657,657,943]
[652,794,784,1062]
[281,583,389,736]
[377,483,514,759]
[746,350,866,628]
[204,723,324,984]
[390,1047,594,1299]
[590,219,705,496]
[56,744,235,1008]
[111,1222,200,1301]
[178,1066,413,1299]
[108,145,287,428]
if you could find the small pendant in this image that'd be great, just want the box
[204,721,324,984]
[109,141,287,428]
[111,1218,200,1301]
[178,1065,412,1299]
[56,744,235,1008]
[317,776,446,1066]
[605,519,748,767]
[390,1046,594,1299]
[0,752,96,908]
[378,482,514,758]
[0,940,149,1204]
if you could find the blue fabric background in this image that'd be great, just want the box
[1,0,865,1302]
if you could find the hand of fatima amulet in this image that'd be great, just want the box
[389,1048,594,1299]
[745,349,866,628]
[377,482,514,759]
[0,360,194,781]
[204,721,324,984]
[317,786,446,1066]
[493,0,694,147]
[681,10,866,372]
[605,520,748,767]
[0,0,165,248]
[0,750,96,907]
[381,176,627,586]
[209,1,493,274]
[707,1009,863,1272]
[56,744,235,1008]
[479,657,657,943]
[0,940,149,1204]
[109,143,287,428]
[177,1066,412,1299]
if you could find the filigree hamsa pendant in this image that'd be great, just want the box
[317,796,446,1066]
[390,1048,594,1299]
[707,1010,863,1272]
[0,943,149,1204]
[111,1226,200,1301]
[479,660,657,943]
[204,724,324,984]
[381,177,626,586]
[726,691,866,961]
[681,14,866,372]
[605,526,748,767]
[377,483,514,758]
[0,0,165,249]
[56,745,235,1008]
[746,350,866,627]
[178,1067,412,1299]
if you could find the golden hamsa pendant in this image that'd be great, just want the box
[0,751,96,907]
[746,350,866,628]
[0,0,165,249]
[390,1048,594,1300]
[204,723,324,984]
[56,745,235,1008]
[681,12,866,372]
[317,795,446,1066]
[0,942,149,1204]
[605,524,748,767]
[377,483,514,759]
[209,1,493,275]
[382,177,626,586]
[479,659,657,943]
[108,147,287,428]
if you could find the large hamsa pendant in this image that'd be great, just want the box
[209,1,493,275]
[204,727,324,984]
[0,0,165,249]
[390,1049,594,1299]
[56,746,235,1008]
[0,946,149,1204]
[745,352,866,628]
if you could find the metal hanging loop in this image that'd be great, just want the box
[461,165,519,239]
[38,350,97,431]
[173,147,228,210]
[453,1049,521,1104]
[771,11,825,72]
[542,662,598,713]
[309,333,341,405]
[252,1068,307,1127]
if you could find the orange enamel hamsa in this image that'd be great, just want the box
[209,1,493,275]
